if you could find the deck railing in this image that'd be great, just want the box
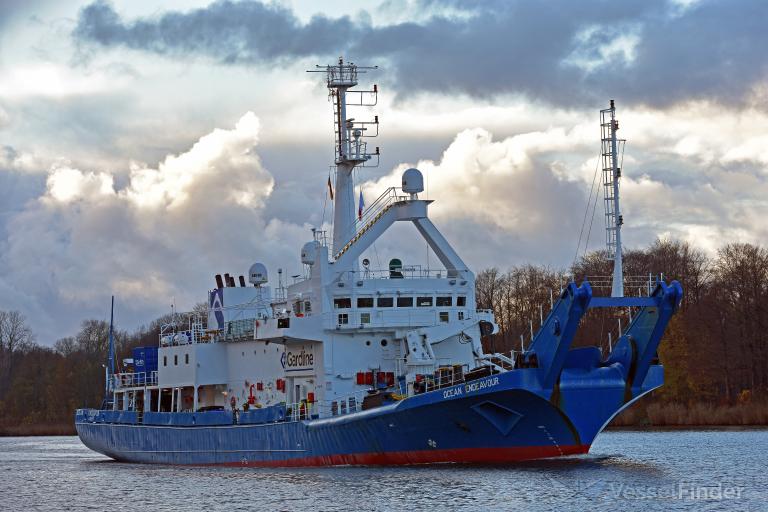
[114,371,158,389]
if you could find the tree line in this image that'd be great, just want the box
[1,238,766,432]
[477,238,767,407]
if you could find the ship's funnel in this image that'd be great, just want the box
[215,274,224,288]
[239,275,246,287]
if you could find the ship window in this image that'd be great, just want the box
[338,313,349,325]
[304,301,312,313]
[458,311,465,320]
[436,296,452,307]
[174,355,178,366]
[185,354,189,364]
[334,297,351,309]
[366,340,371,346]
[457,296,467,307]
[380,339,388,347]
[439,312,450,323]
[163,356,167,367]
[377,297,393,307]
[397,296,413,307]
[417,296,433,307]
[357,297,374,308]
[360,313,371,324]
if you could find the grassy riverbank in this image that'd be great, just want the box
[609,401,768,427]
[0,423,76,436]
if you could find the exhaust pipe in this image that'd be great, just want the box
[215,274,224,288]
[239,275,246,287]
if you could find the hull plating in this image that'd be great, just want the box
[76,367,662,466]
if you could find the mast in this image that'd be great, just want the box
[105,295,115,398]
[600,100,624,297]
[308,58,380,255]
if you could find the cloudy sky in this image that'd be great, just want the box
[2,0,767,343]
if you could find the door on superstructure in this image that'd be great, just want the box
[294,384,302,405]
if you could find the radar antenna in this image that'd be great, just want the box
[308,57,380,254]
[600,100,625,297]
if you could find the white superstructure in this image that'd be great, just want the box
[112,59,497,420]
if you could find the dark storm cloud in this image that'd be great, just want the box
[73,0,358,63]
[72,0,768,108]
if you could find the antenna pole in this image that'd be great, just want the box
[609,101,624,297]
[106,295,115,397]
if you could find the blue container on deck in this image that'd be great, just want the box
[132,346,158,384]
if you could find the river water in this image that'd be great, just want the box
[0,430,765,511]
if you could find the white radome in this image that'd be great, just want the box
[248,262,268,285]
[402,168,424,194]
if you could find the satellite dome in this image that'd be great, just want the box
[248,262,268,285]
[301,241,319,265]
[402,168,424,194]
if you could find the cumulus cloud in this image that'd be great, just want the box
[362,127,593,269]
[72,0,768,108]
[0,112,311,342]
[359,114,768,273]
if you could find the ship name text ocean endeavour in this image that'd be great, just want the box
[442,376,500,399]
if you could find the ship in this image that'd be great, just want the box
[76,59,683,466]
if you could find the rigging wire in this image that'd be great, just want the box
[573,151,602,268]
[583,167,602,261]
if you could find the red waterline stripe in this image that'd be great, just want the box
[216,445,591,467]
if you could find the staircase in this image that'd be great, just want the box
[333,187,409,260]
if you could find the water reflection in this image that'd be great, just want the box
[1,431,765,512]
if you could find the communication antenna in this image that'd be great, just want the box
[308,57,380,254]
[600,100,625,297]
[105,295,115,398]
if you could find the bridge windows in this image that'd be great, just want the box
[376,297,393,307]
[397,296,413,307]
[357,297,374,308]
[334,297,351,309]
[457,296,467,307]
[436,296,452,307]
[417,296,433,307]
[337,313,349,325]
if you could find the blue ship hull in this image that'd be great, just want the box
[76,280,681,466]
[76,365,663,466]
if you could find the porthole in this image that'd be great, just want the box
[380,339,388,347]
[365,340,371,346]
